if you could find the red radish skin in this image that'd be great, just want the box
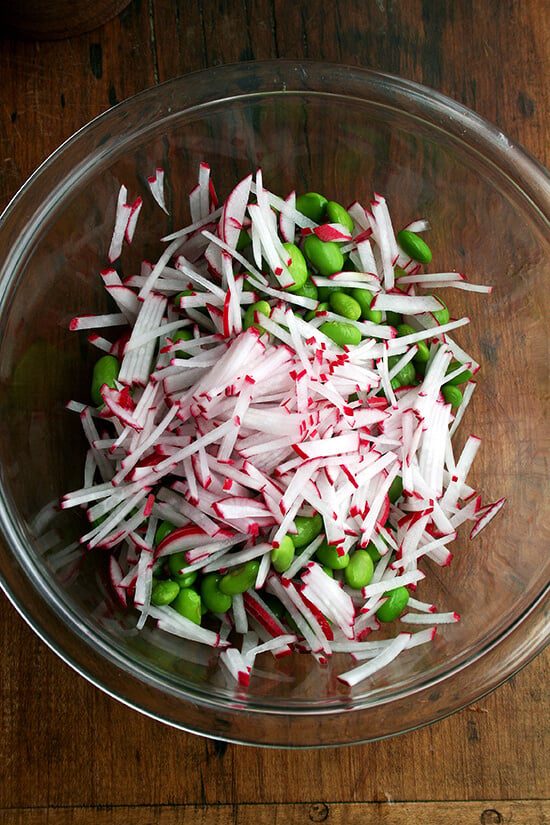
[470,497,506,539]
[148,168,168,214]
[313,223,352,243]
[109,555,128,607]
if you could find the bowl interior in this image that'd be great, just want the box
[0,64,549,746]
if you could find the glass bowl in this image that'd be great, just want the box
[0,60,548,748]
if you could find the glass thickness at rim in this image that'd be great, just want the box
[0,60,548,746]
[2,61,549,227]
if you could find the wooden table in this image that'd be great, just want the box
[1,2,549,822]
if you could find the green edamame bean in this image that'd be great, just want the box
[376,585,410,622]
[317,285,340,301]
[303,235,344,276]
[243,300,271,335]
[444,362,473,385]
[414,345,431,365]
[270,534,295,573]
[155,520,176,546]
[385,311,402,327]
[344,549,374,589]
[442,384,463,408]
[396,324,430,364]
[326,201,354,234]
[219,560,260,595]
[329,291,362,321]
[242,277,257,292]
[167,551,198,587]
[291,277,318,302]
[151,557,165,577]
[92,512,108,530]
[319,321,362,348]
[430,297,449,325]
[284,611,300,634]
[200,573,233,613]
[296,192,328,223]
[391,367,416,390]
[316,540,350,570]
[173,327,192,339]
[282,242,309,293]
[305,301,329,321]
[175,289,208,322]
[172,587,202,624]
[415,358,429,377]
[365,542,382,563]
[322,566,334,578]
[263,593,286,620]
[394,266,408,279]
[91,354,120,406]
[174,289,194,306]
[397,229,432,264]
[151,579,180,606]
[291,513,324,549]
[388,474,404,504]
[388,355,416,389]
[236,229,252,251]
[388,353,406,369]
[173,328,193,358]
[352,288,383,324]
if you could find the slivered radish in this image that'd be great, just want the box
[314,223,352,243]
[108,184,131,263]
[279,190,297,242]
[148,168,168,214]
[220,646,251,686]
[69,312,128,331]
[150,605,226,647]
[369,194,399,291]
[267,574,333,656]
[154,525,228,558]
[401,611,460,625]
[64,163,504,689]
[371,292,445,315]
[470,497,506,539]
[109,555,127,607]
[338,633,411,686]
[242,590,293,654]
[125,197,143,244]
[220,173,252,250]
[242,633,297,665]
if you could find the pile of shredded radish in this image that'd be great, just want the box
[63,164,505,689]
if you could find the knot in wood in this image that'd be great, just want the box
[480,809,503,825]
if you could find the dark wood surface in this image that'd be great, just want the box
[1,2,549,822]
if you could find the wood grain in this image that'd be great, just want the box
[0,0,549,820]
[1,606,548,808]
[0,0,133,40]
[2,801,550,825]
